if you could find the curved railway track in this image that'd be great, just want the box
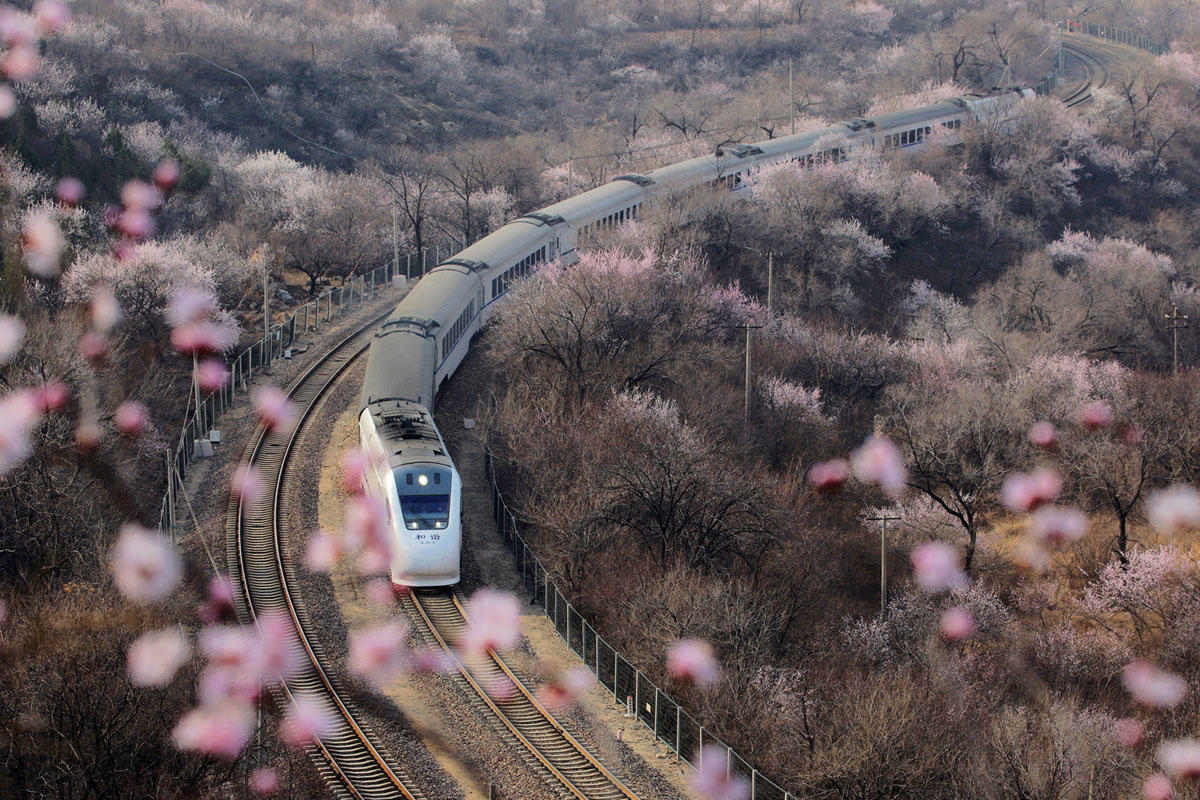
[227,315,426,800]
[1060,41,1110,107]
[402,590,641,800]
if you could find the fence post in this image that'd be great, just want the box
[653,688,659,742]
[634,671,640,725]
[165,450,175,544]
[613,652,618,701]
[751,769,758,799]
[675,706,681,761]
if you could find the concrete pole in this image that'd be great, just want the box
[263,260,270,371]
[392,194,400,278]
[766,252,773,314]
[744,325,752,419]
[789,59,795,136]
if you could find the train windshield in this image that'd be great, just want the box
[398,495,451,530]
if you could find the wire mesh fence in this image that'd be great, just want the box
[156,237,468,540]
[486,453,797,800]
[1059,18,1169,55]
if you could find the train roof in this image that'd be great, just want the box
[753,123,858,159]
[366,399,451,464]
[447,218,554,271]
[535,180,646,225]
[866,100,967,131]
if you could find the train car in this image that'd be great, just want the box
[358,398,461,587]
[360,87,1035,588]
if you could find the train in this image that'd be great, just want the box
[358,87,1035,589]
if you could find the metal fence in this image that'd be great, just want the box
[485,454,797,800]
[157,238,467,539]
[1059,18,1168,55]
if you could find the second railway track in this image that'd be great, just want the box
[228,314,426,800]
[402,589,641,800]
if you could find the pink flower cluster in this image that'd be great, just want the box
[667,639,720,687]
[806,434,906,498]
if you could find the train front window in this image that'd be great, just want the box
[399,495,450,529]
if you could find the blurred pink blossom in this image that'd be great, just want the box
[55,176,84,206]
[537,666,595,712]
[807,459,849,494]
[74,419,101,452]
[116,208,155,240]
[114,401,149,436]
[77,331,107,362]
[691,744,749,800]
[196,359,229,392]
[851,435,906,497]
[1029,421,1057,450]
[344,495,390,574]
[1013,540,1050,573]
[0,9,35,47]
[127,626,190,687]
[0,314,24,364]
[110,524,182,604]
[166,288,217,328]
[460,588,522,655]
[939,607,975,640]
[153,160,181,192]
[1158,739,1200,780]
[35,380,68,412]
[1028,505,1088,545]
[365,579,395,609]
[22,210,63,277]
[252,386,296,432]
[1143,773,1172,800]
[32,0,70,34]
[340,448,367,495]
[305,529,344,572]
[667,639,719,687]
[1079,400,1113,430]
[1146,486,1200,537]
[1000,468,1062,512]
[172,701,254,759]
[171,321,237,355]
[249,767,279,796]
[3,44,39,81]
[279,696,335,747]
[910,542,966,592]
[257,611,303,684]
[1115,717,1145,748]
[349,622,409,688]
[121,179,162,212]
[231,464,264,503]
[0,389,41,476]
[0,85,15,119]
[90,285,121,333]
[197,665,260,707]
[199,625,260,675]
[409,646,455,675]
[1124,660,1187,707]
[199,574,235,624]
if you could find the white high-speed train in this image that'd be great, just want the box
[359,88,1034,589]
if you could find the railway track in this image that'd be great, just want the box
[1060,40,1110,107]
[227,314,426,800]
[402,590,641,800]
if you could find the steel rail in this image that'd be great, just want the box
[403,589,640,800]
[228,313,425,800]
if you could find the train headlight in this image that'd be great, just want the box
[407,521,418,530]
[418,474,429,487]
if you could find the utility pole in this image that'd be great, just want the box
[867,514,900,617]
[1165,305,1189,376]
[391,192,400,283]
[789,59,795,136]
[262,256,270,372]
[729,323,764,419]
[766,252,774,314]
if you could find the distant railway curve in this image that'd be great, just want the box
[226,313,427,800]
